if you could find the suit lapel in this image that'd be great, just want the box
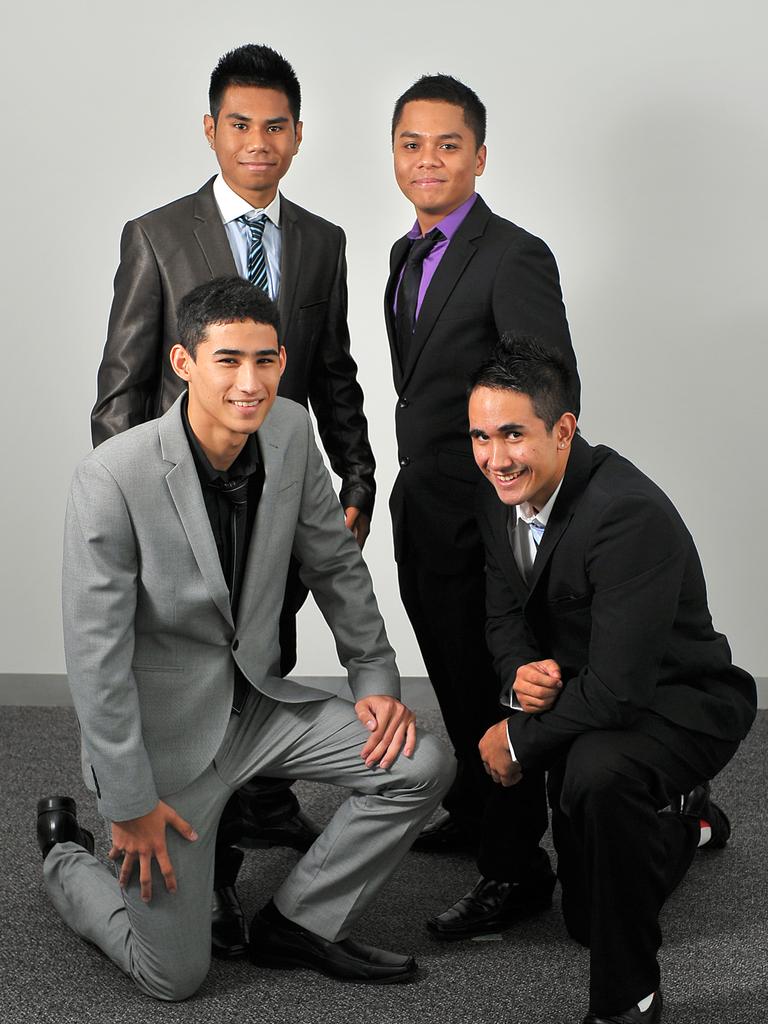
[277,196,301,342]
[479,482,529,605]
[192,178,239,279]
[526,436,593,596]
[159,399,233,626]
[400,196,492,388]
[502,508,535,605]
[234,414,285,627]
[385,236,411,387]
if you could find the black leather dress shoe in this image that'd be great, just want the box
[410,812,479,855]
[248,901,417,983]
[36,796,95,860]
[583,989,662,1023]
[211,844,247,958]
[220,804,322,852]
[237,809,322,852]
[427,872,556,940]
[211,885,248,959]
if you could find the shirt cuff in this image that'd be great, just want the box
[505,721,518,764]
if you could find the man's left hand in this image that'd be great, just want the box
[479,720,523,787]
[344,507,371,548]
[355,695,416,769]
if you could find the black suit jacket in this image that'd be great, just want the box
[384,194,578,568]
[477,434,757,773]
[92,177,375,514]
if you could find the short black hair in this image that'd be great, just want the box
[177,276,280,359]
[209,44,301,124]
[469,335,575,431]
[392,74,486,148]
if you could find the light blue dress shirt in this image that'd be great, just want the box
[212,174,282,300]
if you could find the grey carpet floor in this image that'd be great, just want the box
[1,706,766,1024]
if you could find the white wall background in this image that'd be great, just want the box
[0,0,765,680]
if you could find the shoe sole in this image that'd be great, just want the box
[249,949,418,984]
[82,828,95,856]
[703,801,731,850]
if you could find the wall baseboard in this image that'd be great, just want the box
[0,674,441,710]
[1,673,766,710]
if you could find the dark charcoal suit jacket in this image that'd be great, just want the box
[92,177,375,514]
[384,194,578,569]
[477,434,757,774]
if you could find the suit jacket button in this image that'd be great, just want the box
[232,639,240,651]
[399,456,410,467]
[398,397,409,408]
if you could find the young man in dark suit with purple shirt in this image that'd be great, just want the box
[384,74,579,865]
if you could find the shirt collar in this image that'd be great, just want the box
[213,173,281,227]
[406,192,478,241]
[181,393,261,486]
[516,477,565,528]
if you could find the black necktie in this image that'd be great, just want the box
[216,476,250,614]
[395,228,443,365]
[212,475,251,714]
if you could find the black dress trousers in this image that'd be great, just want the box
[545,714,738,1016]
[397,548,533,838]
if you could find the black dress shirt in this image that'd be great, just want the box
[182,396,264,710]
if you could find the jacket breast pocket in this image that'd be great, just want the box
[546,592,592,615]
[277,479,300,517]
[298,299,327,321]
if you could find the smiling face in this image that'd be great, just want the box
[469,386,576,511]
[393,99,486,231]
[203,85,302,206]
[171,319,286,469]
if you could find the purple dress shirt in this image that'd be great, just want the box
[395,193,478,320]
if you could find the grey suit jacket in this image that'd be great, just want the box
[63,396,398,823]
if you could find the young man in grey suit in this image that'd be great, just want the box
[38,277,452,1000]
[448,336,755,1023]
[91,43,375,948]
[384,75,578,867]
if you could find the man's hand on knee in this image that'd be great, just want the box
[479,720,523,787]
[355,695,417,770]
[109,800,198,903]
[513,659,563,713]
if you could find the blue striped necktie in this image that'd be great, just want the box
[238,214,270,295]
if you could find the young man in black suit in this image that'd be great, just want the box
[91,43,375,956]
[384,75,579,854]
[435,336,755,1023]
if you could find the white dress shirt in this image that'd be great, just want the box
[504,478,565,761]
[212,174,282,300]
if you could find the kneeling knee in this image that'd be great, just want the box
[135,956,209,1003]
[559,758,630,822]
[409,732,456,797]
